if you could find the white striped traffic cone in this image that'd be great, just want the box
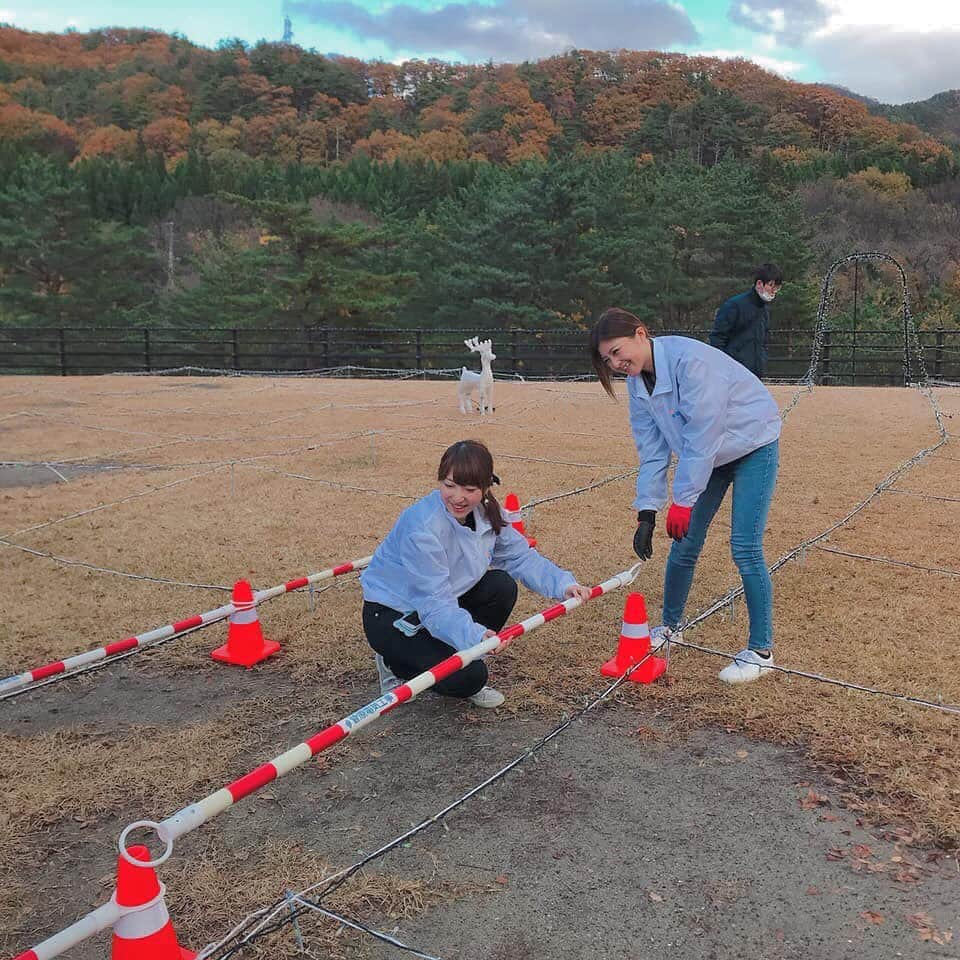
[600,592,666,684]
[111,845,194,960]
[211,579,280,667]
[503,492,537,547]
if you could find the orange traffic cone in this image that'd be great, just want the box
[211,580,280,667]
[111,845,195,960]
[503,492,537,547]
[600,592,667,683]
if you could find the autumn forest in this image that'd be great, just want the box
[2,25,960,338]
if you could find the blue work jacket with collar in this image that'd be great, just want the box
[627,336,782,511]
[360,489,576,652]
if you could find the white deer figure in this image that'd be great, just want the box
[458,337,496,415]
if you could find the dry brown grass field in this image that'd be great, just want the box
[1,374,957,959]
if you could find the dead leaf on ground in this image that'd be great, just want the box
[885,828,915,844]
[647,890,664,902]
[799,789,829,810]
[859,910,884,925]
[907,912,953,945]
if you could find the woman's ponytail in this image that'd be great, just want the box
[483,490,506,534]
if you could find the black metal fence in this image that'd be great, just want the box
[1,326,959,385]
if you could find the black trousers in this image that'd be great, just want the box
[363,570,518,698]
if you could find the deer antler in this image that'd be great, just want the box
[464,336,480,351]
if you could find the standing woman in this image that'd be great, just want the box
[590,308,782,683]
[361,439,592,707]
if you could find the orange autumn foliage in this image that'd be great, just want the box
[352,128,416,161]
[409,128,469,162]
[78,124,139,160]
[845,166,913,195]
[0,102,77,154]
[0,25,952,175]
[419,97,464,132]
[141,116,191,159]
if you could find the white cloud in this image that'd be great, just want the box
[728,0,828,46]
[695,47,806,78]
[808,27,960,102]
[724,0,960,101]
[816,0,960,34]
[287,0,700,62]
[6,9,87,30]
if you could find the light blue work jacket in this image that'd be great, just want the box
[361,489,576,651]
[628,336,782,511]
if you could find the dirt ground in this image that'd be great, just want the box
[1,374,958,959]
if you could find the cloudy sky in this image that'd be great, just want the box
[7,0,960,104]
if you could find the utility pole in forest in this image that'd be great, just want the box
[164,220,175,288]
[283,16,293,44]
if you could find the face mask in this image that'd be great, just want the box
[758,289,777,303]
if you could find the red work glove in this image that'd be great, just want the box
[665,503,693,541]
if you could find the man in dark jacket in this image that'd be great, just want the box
[709,263,784,378]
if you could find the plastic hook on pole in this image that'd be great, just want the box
[119,820,174,869]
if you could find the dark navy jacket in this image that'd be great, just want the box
[709,288,770,378]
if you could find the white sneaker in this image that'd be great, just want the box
[650,625,680,654]
[718,648,774,684]
[375,654,401,695]
[469,686,505,708]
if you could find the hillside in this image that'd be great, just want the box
[877,90,960,146]
[3,26,960,338]
[0,26,954,183]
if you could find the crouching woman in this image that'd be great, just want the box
[361,439,592,708]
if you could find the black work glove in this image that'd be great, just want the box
[633,510,656,560]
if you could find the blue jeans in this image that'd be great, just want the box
[662,439,779,651]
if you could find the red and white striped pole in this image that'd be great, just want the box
[120,562,642,867]
[0,556,372,698]
[13,562,641,960]
[12,846,194,960]
[12,898,124,960]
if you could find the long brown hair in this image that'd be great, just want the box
[437,439,506,533]
[589,307,652,398]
